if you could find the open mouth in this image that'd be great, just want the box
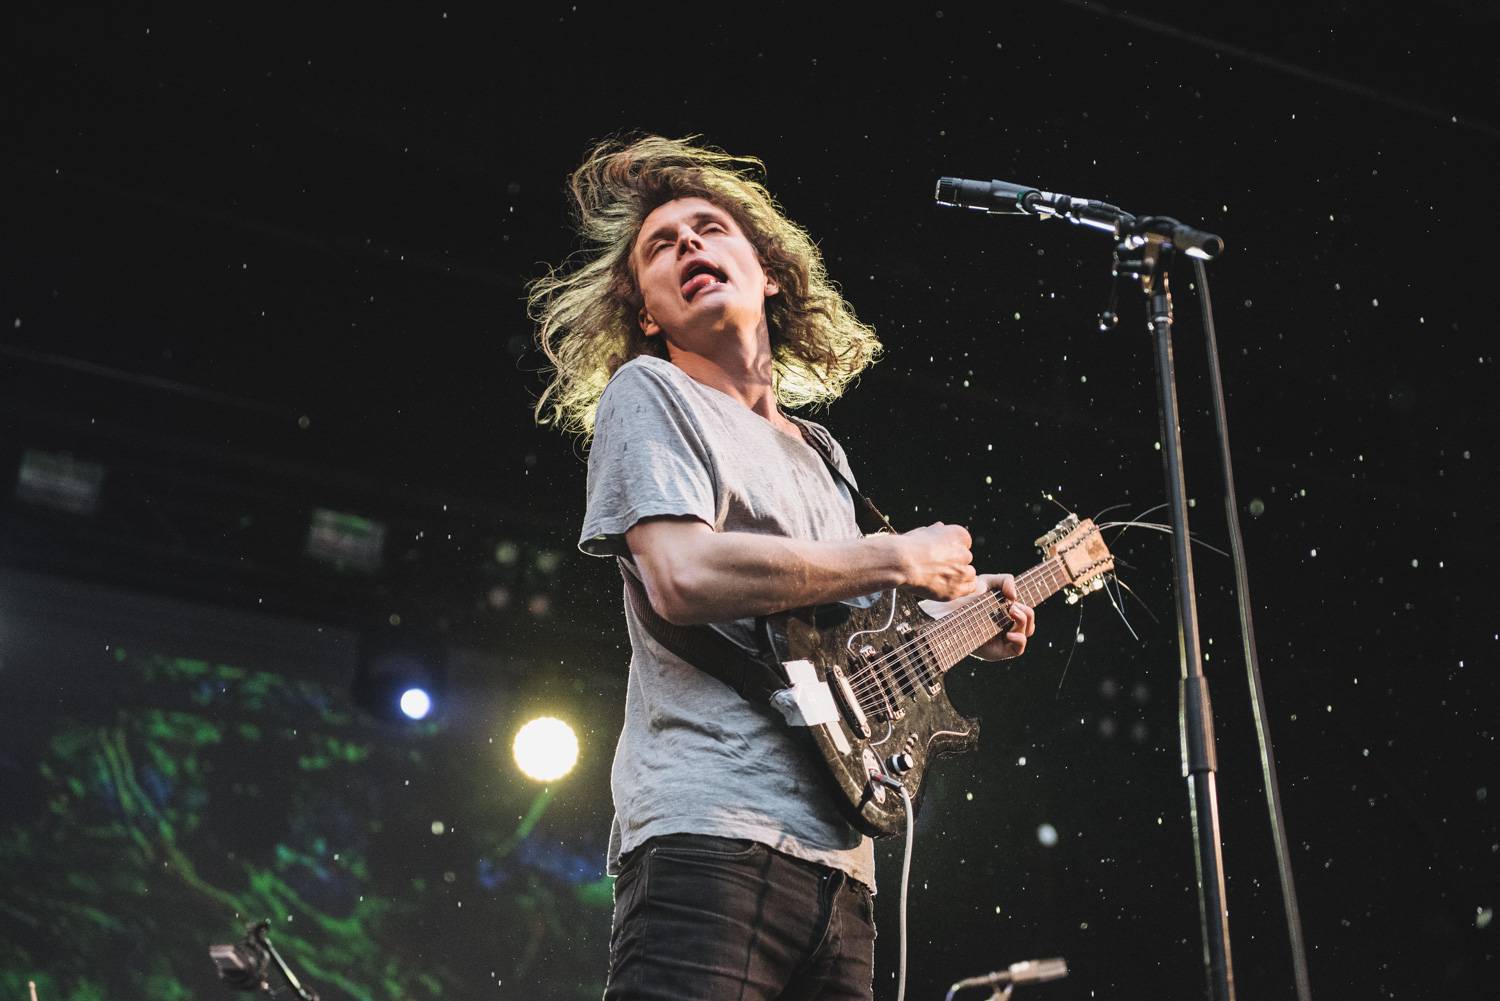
[680,262,729,301]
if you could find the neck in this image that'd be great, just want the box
[664,318,782,423]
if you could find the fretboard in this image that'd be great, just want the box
[916,556,1072,672]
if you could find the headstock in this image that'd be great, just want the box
[1034,515,1114,603]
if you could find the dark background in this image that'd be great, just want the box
[2,3,1495,999]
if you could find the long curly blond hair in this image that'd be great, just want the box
[527,134,882,438]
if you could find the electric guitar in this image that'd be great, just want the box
[758,514,1114,838]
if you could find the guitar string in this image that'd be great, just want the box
[846,589,1040,716]
[839,551,1085,707]
[845,596,1015,715]
[842,561,1059,706]
[846,549,1080,705]
[842,559,1070,710]
[843,547,1102,715]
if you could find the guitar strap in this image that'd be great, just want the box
[619,417,895,709]
[619,560,787,705]
[785,417,897,537]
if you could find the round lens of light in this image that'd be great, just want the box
[513,716,579,782]
[399,687,432,720]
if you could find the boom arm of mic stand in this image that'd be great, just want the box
[1022,192,1226,260]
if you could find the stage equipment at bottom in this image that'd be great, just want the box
[208,919,320,1000]
[945,957,1068,1001]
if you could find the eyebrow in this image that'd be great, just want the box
[636,210,729,257]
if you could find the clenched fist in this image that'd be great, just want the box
[894,521,976,601]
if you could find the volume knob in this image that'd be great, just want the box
[885,752,915,775]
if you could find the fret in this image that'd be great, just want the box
[925,556,1071,672]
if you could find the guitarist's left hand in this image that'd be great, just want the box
[921,573,1035,661]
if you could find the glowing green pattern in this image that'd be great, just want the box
[0,651,610,999]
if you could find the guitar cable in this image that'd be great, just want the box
[876,775,915,1001]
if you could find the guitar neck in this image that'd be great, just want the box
[919,556,1072,673]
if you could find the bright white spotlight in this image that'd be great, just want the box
[399,687,432,720]
[513,716,578,782]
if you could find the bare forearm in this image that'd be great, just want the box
[628,517,975,625]
[654,531,908,625]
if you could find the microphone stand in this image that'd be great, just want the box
[951,186,1239,1001]
[1109,220,1235,1001]
[941,175,1315,1001]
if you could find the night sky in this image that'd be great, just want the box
[2,4,1496,1000]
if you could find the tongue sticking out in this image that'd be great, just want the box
[682,273,722,300]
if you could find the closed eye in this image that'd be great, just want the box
[644,219,728,257]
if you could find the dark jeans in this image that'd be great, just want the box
[604,833,875,1001]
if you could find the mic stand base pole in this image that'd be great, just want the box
[1126,235,1235,1001]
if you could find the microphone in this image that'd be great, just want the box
[934,176,1126,231]
[946,957,1068,997]
[935,176,1223,260]
[934,177,1043,216]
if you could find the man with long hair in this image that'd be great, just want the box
[530,134,1035,1000]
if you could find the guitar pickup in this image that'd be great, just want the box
[859,644,906,721]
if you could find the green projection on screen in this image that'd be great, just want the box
[1,651,610,1000]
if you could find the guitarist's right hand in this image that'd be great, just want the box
[896,522,977,600]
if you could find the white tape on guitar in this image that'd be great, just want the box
[770,659,852,755]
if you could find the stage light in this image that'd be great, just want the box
[513,717,578,782]
[1036,823,1059,847]
[305,508,386,572]
[15,449,106,515]
[353,626,446,722]
[399,687,433,720]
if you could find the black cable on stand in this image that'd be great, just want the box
[1193,256,1314,1001]
[1127,229,1234,1001]
[935,176,1312,1001]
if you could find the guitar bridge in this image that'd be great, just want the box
[829,665,871,739]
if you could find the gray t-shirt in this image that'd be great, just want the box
[578,354,876,889]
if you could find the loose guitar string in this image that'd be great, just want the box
[841,560,1063,710]
[1098,519,1231,558]
[842,559,1069,712]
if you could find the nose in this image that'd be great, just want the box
[673,225,705,256]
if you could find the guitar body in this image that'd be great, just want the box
[760,590,980,838]
[753,515,1113,839]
